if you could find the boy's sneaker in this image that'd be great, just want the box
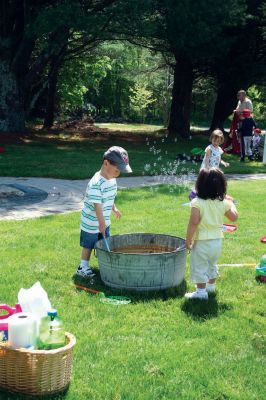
[185,291,208,300]
[76,265,95,277]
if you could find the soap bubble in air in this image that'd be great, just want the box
[50,186,60,197]
[144,164,151,172]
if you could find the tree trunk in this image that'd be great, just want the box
[43,60,60,129]
[168,56,194,139]
[0,61,25,133]
[210,84,238,131]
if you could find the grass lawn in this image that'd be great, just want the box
[0,180,265,399]
[0,124,266,178]
[94,123,164,131]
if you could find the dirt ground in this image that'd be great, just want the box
[0,119,157,146]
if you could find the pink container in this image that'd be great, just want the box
[0,304,22,340]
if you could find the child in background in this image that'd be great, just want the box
[237,108,256,161]
[76,146,132,277]
[185,168,238,300]
[252,128,261,148]
[201,130,230,170]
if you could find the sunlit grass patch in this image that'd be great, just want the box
[94,123,164,131]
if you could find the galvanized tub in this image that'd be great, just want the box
[95,233,187,291]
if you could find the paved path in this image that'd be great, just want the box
[1,174,266,220]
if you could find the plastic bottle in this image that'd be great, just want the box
[38,309,65,350]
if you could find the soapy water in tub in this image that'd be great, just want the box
[112,245,179,254]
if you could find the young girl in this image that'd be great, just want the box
[185,168,238,300]
[201,129,230,170]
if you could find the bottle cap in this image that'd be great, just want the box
[47,309,58,317]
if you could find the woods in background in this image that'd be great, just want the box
[0,0,265,137]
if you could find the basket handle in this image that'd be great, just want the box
[0,304,22,319]
[0,304,15,319]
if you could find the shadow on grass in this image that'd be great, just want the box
[72,273,187,303]
[181,295,233,321]
[0,387,69,400]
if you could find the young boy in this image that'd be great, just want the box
[76,146,132,277]
[237,108,256,161]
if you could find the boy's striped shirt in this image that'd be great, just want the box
[80,171,117,233]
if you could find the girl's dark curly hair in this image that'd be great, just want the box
[196,168,227,201]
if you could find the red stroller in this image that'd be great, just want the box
[222,112,241,155]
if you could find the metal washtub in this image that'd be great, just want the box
[95,233,187,291]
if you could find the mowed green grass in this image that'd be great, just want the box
[1,125,266,178]
[94,123,163,131]
[0,180,265,399]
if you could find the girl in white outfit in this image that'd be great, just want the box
[201,130,230,170]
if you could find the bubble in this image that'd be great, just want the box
[50,186,60,197]
[34,263,47,272]
[174,138,177,142]
[144,164,151,172]
[161,139,165,143]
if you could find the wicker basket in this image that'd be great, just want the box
[0,332,76,396]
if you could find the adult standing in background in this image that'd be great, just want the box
[223,90,253,155]
[234,90,253,160]
[234,89,253,116]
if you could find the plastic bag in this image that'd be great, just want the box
[18,281,52,322]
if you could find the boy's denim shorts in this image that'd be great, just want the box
[80,226,110,249]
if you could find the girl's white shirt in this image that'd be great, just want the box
[201,144,223,169]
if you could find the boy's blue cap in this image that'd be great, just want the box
[104,146,132,173]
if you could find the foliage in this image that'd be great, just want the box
[0,0,127,132]
[158,0,245,58]
[191,77,217,124]
[1,0,266,133]
[85,42,168,122]
[247,85,266,122]
[129,82,155,122]
[58,54,111,113]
